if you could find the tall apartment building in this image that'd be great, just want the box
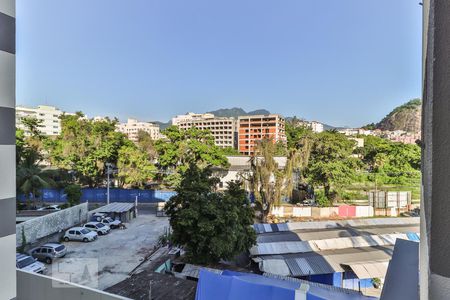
[172,112,237,148]
[238,114,286,155]
[117,118,161,141]
[16,105,66,136]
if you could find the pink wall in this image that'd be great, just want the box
[338,205,356,217]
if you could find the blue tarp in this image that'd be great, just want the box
[406,232,420,242]
[18,188,177,203]
[195,270,376,300]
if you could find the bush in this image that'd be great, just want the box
[338,190,368,201]
[315,190,331,207]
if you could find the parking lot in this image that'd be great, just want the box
[46,210,169,290]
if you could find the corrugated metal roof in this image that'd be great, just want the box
[253,217,420,234]
[257,231,301,243]
[180,264,222,279]
[250,240,316,256]
[256,225,419,243]
[285,256,340,276]
[251,234,409,256]
[260,260,291,276]
[344,261,389,279]
[94,202,135,213]
[255,246,394,277]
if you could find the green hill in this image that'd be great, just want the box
[207,107,271,118]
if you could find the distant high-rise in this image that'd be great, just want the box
[117,118,161,142]
[172,112,237,149]
[238,114,286,155]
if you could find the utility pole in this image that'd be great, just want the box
[106,163,112,205]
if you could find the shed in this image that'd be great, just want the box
[93,202,136,222]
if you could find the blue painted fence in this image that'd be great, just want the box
[18,188,177,203]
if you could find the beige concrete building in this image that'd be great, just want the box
[117,118,161,142]
[172,112,237,148]
[16,105,68,136]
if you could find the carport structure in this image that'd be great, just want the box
[92,202,137,222]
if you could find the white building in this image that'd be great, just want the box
[172,112,237,148]
[16,105,67,136]
[310,121,324,133]
[217,156,288,190]
[117,118,161,142]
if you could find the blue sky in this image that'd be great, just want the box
[16,0,422,127]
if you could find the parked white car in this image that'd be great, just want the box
[63,227,98,242]
[16,253,46,274]
[37,205,61,211]
[83,222,110,235]
[92,212,107,222]
[100,217,121,229]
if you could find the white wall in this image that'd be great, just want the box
[16,203,89,247]
[17,270,130,300]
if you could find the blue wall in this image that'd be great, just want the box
[308,273,342,287]
[342,271,374,290]
[18,188,177,203]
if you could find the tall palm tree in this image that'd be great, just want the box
[17,149,55,209]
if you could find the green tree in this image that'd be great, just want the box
[358,135,421,185]
[165,164,256,264]
[16,118,56,208]
[245,138,286,222]
[137,130,157,159]
[46,113,131,186]
[64,184,82,206]
[155,126,228,187]
[306,131,360,203]
[16,129,26,164]
[16,150,55,208]
[117,144,157,188]
[220,147,241,156]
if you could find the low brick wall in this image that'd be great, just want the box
[271,205,375,219]
[16,203,88,247]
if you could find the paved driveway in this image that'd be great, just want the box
[46,212,169,290]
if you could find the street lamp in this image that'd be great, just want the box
[106,163,113,205]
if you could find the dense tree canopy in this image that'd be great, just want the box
[16,119,55,208]
[117,144,157,188]
[165,164,256,264]
[358,135,421,184]
[46,114,131,187]
[305,131,360,203]
[155,126,228,187]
